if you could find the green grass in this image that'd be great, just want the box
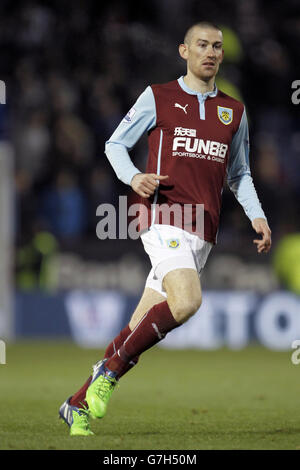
[1,341,300,450]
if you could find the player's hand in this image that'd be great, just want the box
[252,218,272,253]
[131,173,169,198]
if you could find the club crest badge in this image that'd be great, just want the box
[217,106,233,125]
[166,238,180,249]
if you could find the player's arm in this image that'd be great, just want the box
[105,87,168,198]
[226,107,271,253]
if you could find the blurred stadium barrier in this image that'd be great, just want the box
[15,289,300,351]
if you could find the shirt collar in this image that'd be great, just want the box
[178,76,218,99]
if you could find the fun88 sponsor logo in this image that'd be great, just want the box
[172,136,228,159]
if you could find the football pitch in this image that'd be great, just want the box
[1,341,300,450]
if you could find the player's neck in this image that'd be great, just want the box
[183,73,215,94]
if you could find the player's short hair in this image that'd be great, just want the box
[184,22,222,45]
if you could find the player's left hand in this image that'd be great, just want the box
[251,218,272,253]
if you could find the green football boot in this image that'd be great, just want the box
[85,359,118,419]
[59,398,94,436]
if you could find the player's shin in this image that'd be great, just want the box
[105,300,180,378]
[104,324,140,377]
[85,300,180,419]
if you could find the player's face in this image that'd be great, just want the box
[181,27,224,82]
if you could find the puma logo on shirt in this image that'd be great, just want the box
[174,103,188,114]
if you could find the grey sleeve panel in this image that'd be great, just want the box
[105,86,156,185]
[227,108,267,221]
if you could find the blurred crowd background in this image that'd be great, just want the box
[0,0,299,294]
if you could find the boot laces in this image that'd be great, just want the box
[95,375,117,400]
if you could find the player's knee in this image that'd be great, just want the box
[170,295,202,324]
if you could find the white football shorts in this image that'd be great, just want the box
[140,224,213,297]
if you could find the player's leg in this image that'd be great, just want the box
[67,323,133,411]
[104,267,201,376]
[83,286,167,419]
[68,286,164,407]
[85,226,212,419]
[85,267,202,419]
[129,287,166,330]
[162,267,202,323]
[59,287,155,434]
[60,284,165,435]
[93,287,165,381]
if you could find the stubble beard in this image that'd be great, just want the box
[195,69,217,84]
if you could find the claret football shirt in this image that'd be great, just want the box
[105,76,266,243]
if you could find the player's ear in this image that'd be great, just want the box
[179,43,188,60]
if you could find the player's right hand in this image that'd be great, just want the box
[131,173,169,198]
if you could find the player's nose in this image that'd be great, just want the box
[207,45,216,57]
[207,52,216,59]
